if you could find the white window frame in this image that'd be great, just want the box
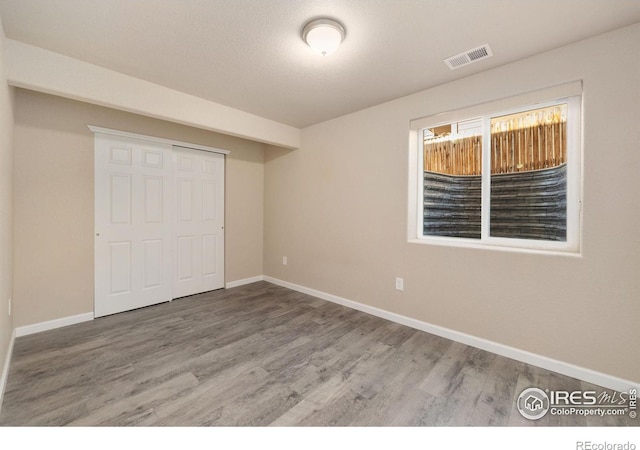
[408,82,583,255]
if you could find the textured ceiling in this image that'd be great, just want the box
[1,0,639,128]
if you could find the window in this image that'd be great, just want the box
[408,83,582,253]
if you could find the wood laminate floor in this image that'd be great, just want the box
[0,281,636,426]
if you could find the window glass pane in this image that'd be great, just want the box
[423,120,482,239]
[489,104,567,241]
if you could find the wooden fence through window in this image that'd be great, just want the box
[424,113,567,176]
[423,136,482,176]
[491,115,567,173]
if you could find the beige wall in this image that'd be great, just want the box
[264,24,640,383]
[0,18,15,387]
[13,89,264,327]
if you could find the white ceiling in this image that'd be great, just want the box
[1,0,639,128]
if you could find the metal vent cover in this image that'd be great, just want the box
[444,44,493,70]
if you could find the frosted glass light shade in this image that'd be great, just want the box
[302,19,345,56]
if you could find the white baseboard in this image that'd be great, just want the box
[264,276,639,393]
[225,275,265,289]
[15,312,94,337]
[0,329,16,413]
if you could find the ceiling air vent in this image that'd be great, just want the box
[444,44,493,70]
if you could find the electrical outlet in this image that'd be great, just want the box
[282,256,288,266]
[395,278,404,291]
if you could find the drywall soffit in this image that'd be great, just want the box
[4,39,301,149]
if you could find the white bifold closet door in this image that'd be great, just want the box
[94,135,225,318]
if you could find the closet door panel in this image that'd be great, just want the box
[95,135,173,317]
[173,147,225,298]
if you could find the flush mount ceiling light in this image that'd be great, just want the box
[302,18,346,56]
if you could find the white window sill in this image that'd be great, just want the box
[408,237,582,258]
